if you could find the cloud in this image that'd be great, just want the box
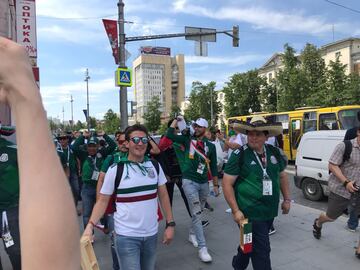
[185,54,268,66]
[172,0,344,35]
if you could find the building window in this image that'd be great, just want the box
[335,51,341,59]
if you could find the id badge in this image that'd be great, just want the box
[197,163,205,174]
[263,180,272,196]
[2,231,14,248]
[91,170,100,181]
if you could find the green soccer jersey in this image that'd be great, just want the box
[57,146,77,174]
[166,127,218,183]
[0,138,19,212]
[224,144,286,221]
[101,151,127,173]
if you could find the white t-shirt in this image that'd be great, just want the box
[101,160,167,237]
[228,134,246,158]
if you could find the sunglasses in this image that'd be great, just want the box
[129,136,149,145]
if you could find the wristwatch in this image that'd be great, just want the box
[166,221,176,228]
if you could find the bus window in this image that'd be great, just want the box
[303,112,317,133]
[276,114,289,134]
[338,109,360,129]
[291,119,301,149]
[319,113,337,130]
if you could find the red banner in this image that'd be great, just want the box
[102,19,119,65]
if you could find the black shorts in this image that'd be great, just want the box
[326,192,350,220]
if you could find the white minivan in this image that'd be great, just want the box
[294,130,346,201]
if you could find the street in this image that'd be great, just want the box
[0,168,356,269]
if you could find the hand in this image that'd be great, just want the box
[281,201,291,214]
[162,227,174,245]
[346,181,358,193]
[232,210,245,225]
[213,186,220,197]
[82,223,93,241]
[0,37,39,106]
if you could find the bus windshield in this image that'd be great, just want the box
[338,109,360,130]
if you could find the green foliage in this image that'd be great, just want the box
[144,96,162,133]
[89,116,97,129]
[74,120,85,131]
[324,57,348,106]
[223,70,263,117]
[158,122,169,135]
[260,80,277,113]
[49,120,59,132]
[184,81,220,124]
[103,109,120,134]
[170,104,181,119]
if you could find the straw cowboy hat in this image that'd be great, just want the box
[232,115,283,137]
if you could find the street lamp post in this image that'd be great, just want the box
[84,68,90,131]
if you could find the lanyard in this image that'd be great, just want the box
[2,211,8,231]
[253,146,268,177]
[88,156,98,171]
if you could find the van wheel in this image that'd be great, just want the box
[301,178,323,201]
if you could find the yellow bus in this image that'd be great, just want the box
[227,105,360,161]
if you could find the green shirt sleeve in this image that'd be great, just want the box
[71,135,87,162]
[224,149,241,176]
[166,127,188,144]
[101,155,113,173]
[102,134,117,156]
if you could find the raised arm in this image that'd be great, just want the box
[0,38,79,269]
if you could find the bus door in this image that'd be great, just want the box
[289,118,302,160]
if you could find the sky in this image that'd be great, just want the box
[35,0,360,123]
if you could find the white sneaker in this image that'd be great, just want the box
[188,234,198,248]
[198,247,212,262]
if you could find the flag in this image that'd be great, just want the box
[102,19,119,65]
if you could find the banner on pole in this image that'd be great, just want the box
[102,19,119,65]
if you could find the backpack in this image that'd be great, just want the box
[106,159,160,214]
[342,140,352,165]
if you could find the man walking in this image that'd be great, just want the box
[222,116,291,270]
[83,124,174,270]
[166,117,219,262]
[313,127,360,259]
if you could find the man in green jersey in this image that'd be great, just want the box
[56,132,79,205]
[223,116,291,270]
[72,130,116,231]
[166,117,219,263]
[0,130,21,270]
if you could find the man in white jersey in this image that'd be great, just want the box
[83,124,174,270]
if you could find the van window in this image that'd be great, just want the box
[276,114,289,134]
[303,112,317,133]
[319,113,337,130]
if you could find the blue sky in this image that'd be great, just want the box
[36,0,360,122]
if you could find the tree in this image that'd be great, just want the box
[144,96,162,133]
[260,81,277,113]
[276,44,306,111]
[184,81,220,125]
[103,109,120,134]
[344,74,360,105]
[170,104,181,118]
[49,120,59,132]
[89,116,97,129]
[74,120,85,131]
[223,70,263,117]
[300,43,327,106]
[325,57,348,106]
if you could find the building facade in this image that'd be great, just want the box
[133,49,185,124]
[259,38,360,82]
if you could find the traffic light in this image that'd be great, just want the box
[130,101,137,117]
[233,25,239,47]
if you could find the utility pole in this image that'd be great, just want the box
[62,106,65,129]
[70,95,74,128]
[84,68,90,131]
[118,0,128,131]
[210,87,213,126]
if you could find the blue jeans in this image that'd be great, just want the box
[347,205,359,230]
[69,172,80,205]
[182,179,209,248]
[0,206,21,270]
[115,233,157,270]
[81,184,96,229]
[232,219,273,270]
[107,214,120,270]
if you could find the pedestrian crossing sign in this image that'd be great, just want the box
[115,68,132,87]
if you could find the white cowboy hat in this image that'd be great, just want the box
[232,115,283,137]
